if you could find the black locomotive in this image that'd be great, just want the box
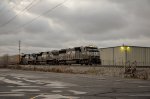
[21,46,101,65]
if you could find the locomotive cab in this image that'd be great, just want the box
[84,46,101,65]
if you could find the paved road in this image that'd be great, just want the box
[0,69,150,99]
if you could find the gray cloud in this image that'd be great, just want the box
[0,0,150,55]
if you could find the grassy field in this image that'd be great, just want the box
[6,65,150,80]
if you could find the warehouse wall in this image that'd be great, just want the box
[127,47,150,66]
[100,48,113,65]
[100,47,125,66]
[100,46,150,66]
[114,47,125,66]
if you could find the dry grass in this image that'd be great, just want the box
[9,65,124,76]
[7,65,149,80]
[16,65,74,74]
[134,70,149,80]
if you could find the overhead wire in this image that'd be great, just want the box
[18,0,68,29]
[2,0,69,34]
[0,0,37,28]
[22,0,41,13]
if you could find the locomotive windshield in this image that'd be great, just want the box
[85,47,99,56]
[85,47,98,51]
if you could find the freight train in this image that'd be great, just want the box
[20,46,101,65]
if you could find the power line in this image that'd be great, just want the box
[25,0,41,12]
[0,0,37,28]
[2,0,69,34]
[0,0,36,27]
[18,0,68,29]
[0,0,24,17]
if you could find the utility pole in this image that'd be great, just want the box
[19,40,21,65]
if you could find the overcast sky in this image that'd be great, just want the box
[0,0,150,55]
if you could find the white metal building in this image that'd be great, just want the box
[100,45,150,66]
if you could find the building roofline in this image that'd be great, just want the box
[100,45,150,49]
